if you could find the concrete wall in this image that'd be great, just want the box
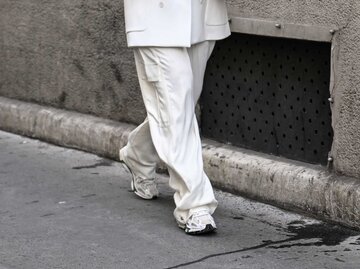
[1,0,360,178]
[0,0,146,124]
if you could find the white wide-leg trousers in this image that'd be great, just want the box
[120,41,217,226]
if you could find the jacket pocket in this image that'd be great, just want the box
[124,0,147,32]
[205,0,229,26]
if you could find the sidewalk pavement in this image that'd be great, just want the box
[1,130,360,269]
[1,97,360,230]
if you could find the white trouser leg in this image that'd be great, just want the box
[187,41,216,104]
[120,117,161,180]
[121,41,217,226]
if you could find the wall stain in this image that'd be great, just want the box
[73,59,86,77]
[58,91,67,106]
[110,62,123,83]
[269,173,275,182]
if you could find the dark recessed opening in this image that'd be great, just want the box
[200,33,333,165]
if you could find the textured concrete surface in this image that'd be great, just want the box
[1,97,360,230]
[0,0,145,124]
[1,130,360,269]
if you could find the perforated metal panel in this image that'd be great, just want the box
[200,33,333,165]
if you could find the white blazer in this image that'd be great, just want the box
[124,0,231,47]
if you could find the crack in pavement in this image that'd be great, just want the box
[164,237,300,269]
[165,222,359,268]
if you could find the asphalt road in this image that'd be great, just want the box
[0,130,360,269]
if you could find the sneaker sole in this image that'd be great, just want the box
[185,224,217,235]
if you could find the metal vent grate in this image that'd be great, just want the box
[200,33,333,165]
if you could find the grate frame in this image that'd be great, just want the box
[200,33,333,165]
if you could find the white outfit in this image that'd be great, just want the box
[121,0,230,226]
[124,0,230,47]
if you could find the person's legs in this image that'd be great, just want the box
[132,46,217,228]
[121,41,215,180]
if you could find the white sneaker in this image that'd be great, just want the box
[120,150,159,200]
[181,210,217,235]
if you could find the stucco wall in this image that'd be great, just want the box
[0,0,146,124]
[0,0,359,178]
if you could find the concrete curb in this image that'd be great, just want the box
[1,96,359,229]
[0,97,134,160]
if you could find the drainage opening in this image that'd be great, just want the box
[200,33,333,165]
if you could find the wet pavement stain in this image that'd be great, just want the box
[81,194,96,198]
[269,221,360,249]
[25,200,39,205]
[40,213,55,217]
[66,205,85,210]
[165,221,360,269]
[72,159,114,170]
